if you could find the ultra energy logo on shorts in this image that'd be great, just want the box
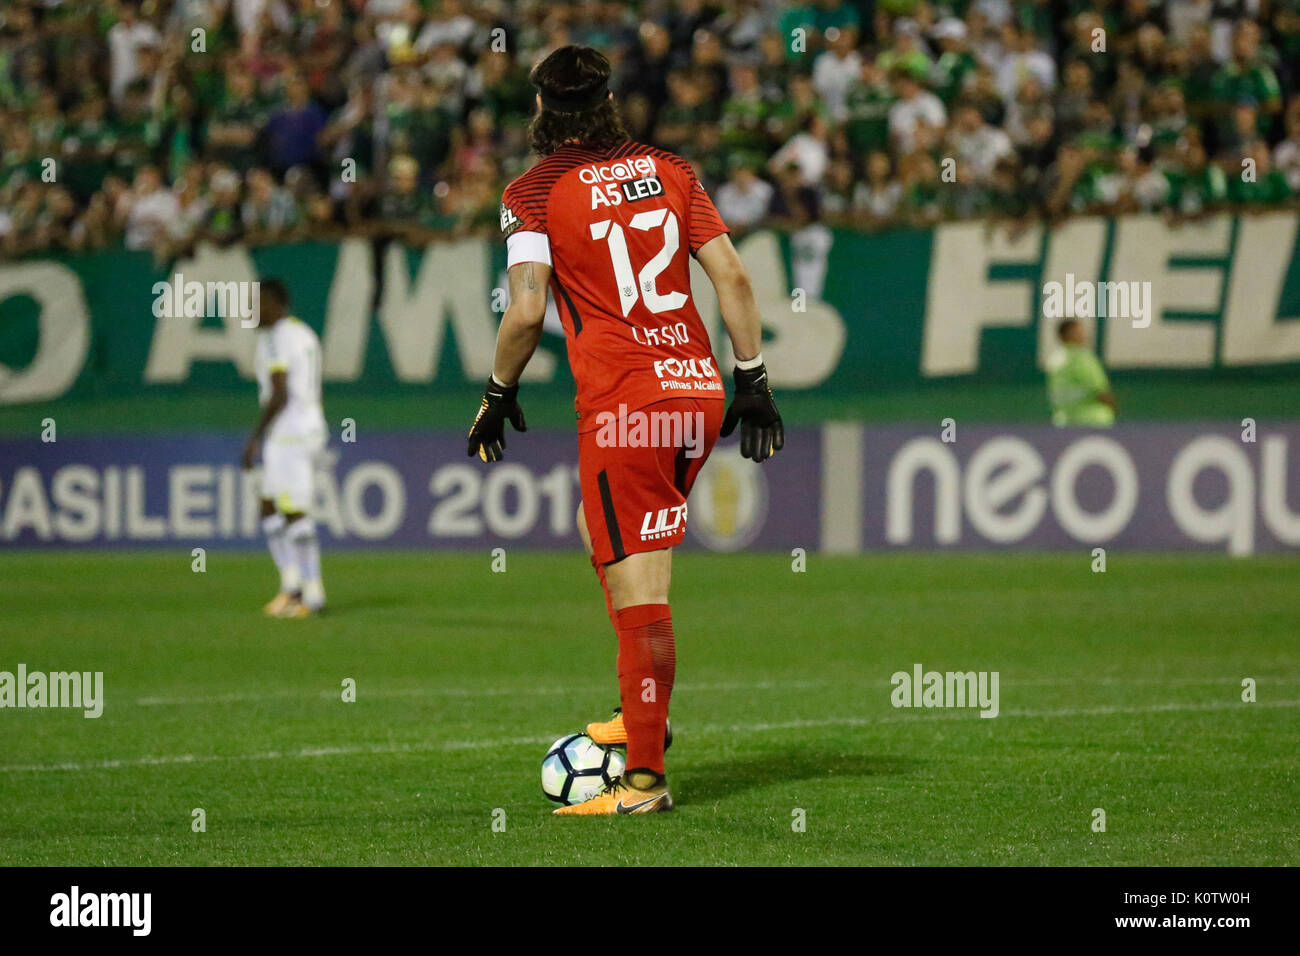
[640,503,689,542]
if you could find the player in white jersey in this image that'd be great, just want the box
[242,278,328,617]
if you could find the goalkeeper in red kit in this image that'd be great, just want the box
[467,46,783,815]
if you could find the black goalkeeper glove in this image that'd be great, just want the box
[467,376,527,462]
[720,362,784,463]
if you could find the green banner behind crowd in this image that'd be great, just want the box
[2,213,1300,414]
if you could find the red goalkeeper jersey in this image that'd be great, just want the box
[499,141,728,432]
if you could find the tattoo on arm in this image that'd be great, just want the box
[509,261,548,300]
[504,257,551,314]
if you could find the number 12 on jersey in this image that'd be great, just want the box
[590,209,689,318]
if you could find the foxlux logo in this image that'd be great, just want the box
[1042,273,1152,328]
[594,403,708,458]
[641,503,688,541]
[50,886,151,936]
[0,665,103,718]
[152,273,261,328]
[890,664,999,718]
[653,357,715,380]
[654,357,722,393]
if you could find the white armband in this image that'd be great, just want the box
[506,230,552,268]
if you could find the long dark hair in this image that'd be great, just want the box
[528,46,628,155]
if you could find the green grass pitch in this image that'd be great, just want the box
[0,550,1296,866]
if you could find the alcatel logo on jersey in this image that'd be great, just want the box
[583,156,663,209]
[622,176,664,201]
[591,175,664,209]
[640,504,688,541]
[578,156,658,185]
[499,202,522,236]
[653,356,716,380]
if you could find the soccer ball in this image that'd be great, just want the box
[541,733,625,806]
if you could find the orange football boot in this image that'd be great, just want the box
[586,707,673,750]
[277,597,317,618]
[263,592,296,616]
[552,770,673,816]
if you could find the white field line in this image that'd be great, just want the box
[131,680,827,707]
[2,698,1297,775]
[1010,676,1300,687]
[128,675,1300,707]
[713,697,1300,731]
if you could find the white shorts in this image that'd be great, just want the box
[261,429,326,514]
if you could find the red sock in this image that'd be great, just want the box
[615,603,675,775]
[590,555,615,626]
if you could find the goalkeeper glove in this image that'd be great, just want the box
[720,361,784,463]
[467,375,527,462]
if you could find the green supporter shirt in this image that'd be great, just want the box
[1063,160,1115,213]
[720,94,769,152]
[877,0,921,16]
[876,49,932,81]
[1212,61,1282,135]
[777,0,860,50]
[1166,163,1228,215]
[843,81,896,153]
[107,116,155,180]
[777,5,817,59]
[902,177,942,217]
[480,71,534,124]
[817,2,861,31]
[930,50,977,105]
[205,96,269,173]
[1015,1,1053,41]
[1228,169,1291,205]
[767,96,831,142]
[62,119,117,199]
[408,107,455,171]
[1278,0,1300,65]
[1047,344,1114,427]
[0,152,44,192]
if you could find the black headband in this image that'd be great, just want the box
[539,84,609,114]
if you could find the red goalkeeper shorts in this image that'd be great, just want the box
[578,397,724,566]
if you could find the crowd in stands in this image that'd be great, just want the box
[2,0,1299,259]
